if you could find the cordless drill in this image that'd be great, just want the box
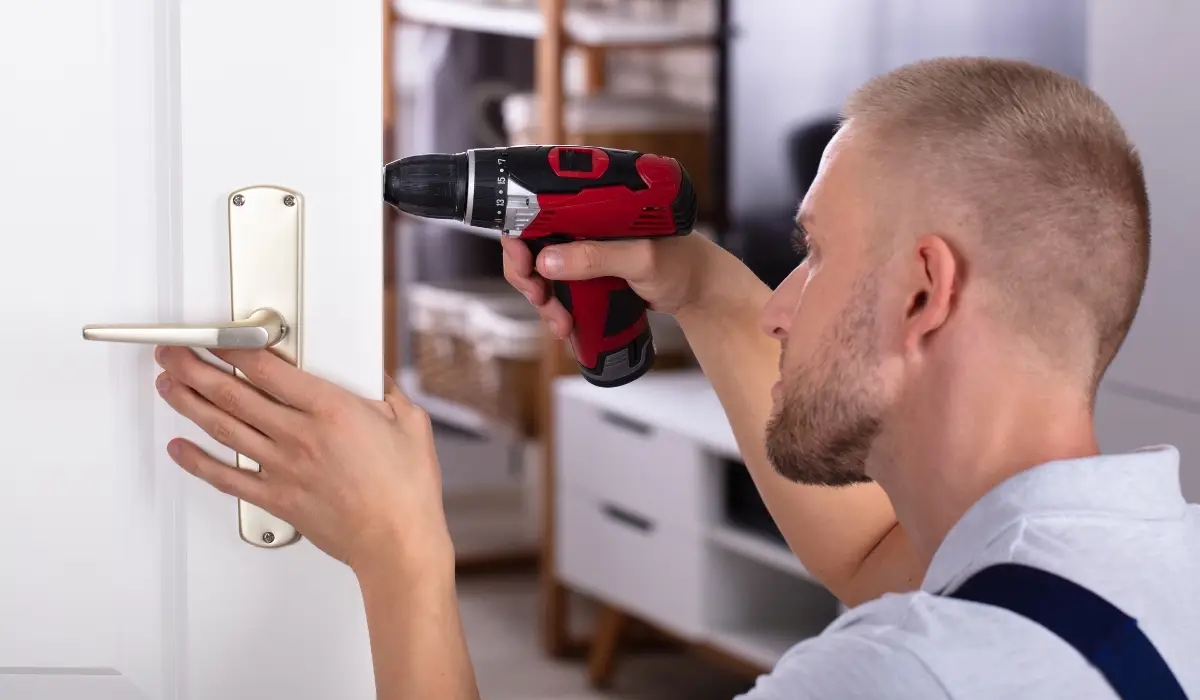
[382,145,697,388]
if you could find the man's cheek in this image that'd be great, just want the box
[781,336,817,379]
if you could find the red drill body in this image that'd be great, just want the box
[384,145,698,387]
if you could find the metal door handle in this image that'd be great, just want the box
[82,307,286,348]
[80,185,304,550]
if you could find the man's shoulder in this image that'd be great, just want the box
[735,592,950,700]
[737,587,1118,700]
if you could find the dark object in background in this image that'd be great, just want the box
[728,116,840,290]
[722,455,787,545]
[788,118,841,198]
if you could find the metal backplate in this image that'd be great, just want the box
[229,185,302,548]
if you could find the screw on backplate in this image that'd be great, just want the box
[283,195,296,207]
[232,194,245,206]
[262,531,275,544]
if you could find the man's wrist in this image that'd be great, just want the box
[354,547,456,607]
[675,235,769,327]
[351,518,456,587]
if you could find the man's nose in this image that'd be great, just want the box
[760,289,792,341]
[761,267,804,340]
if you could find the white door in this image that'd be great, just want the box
[2,1,382,698]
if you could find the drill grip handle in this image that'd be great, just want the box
[528,239,656,388]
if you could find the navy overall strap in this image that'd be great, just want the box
[948,563,1187,700]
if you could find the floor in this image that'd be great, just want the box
[458,571,757,700]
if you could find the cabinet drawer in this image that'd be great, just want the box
[554,395,709,533]
[556,488,705,640]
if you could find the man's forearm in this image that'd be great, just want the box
[676,241,922,605]
[356,553,479,700]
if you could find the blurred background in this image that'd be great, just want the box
[380,1,1194,698]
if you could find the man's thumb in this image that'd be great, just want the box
[535,240,643,281]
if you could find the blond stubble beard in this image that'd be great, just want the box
[765,274,887,487]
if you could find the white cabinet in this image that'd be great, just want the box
[553,371,840,669]
[556,396,714,535]
[1088,1,1200,404]
[557,489,707,639]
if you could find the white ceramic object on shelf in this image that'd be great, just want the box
[392,0,714,46]
[408,278,523,341]
[466,299,543,365]
[502,91,711,138]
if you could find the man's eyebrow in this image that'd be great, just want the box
[795,210,816,235]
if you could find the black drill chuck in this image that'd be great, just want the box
[383,153,469,220]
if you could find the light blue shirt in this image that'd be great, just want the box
[739,446,1200,699]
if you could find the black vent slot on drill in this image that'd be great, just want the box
[603,287,646,337]
[631,209,671,232]
[671,165,699,234]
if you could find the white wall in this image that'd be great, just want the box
[1087,2,1200,502]
[875,0,1086,78]
[729,0,1087,214]
[729,0,878,213]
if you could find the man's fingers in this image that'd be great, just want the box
[156,371,280,465]
[156,346,299,437]
[535,239,651,282]
[381,373,414,414]
[502,237,572,337]
[501,237,532,274]
[210,347,328,413]
[538,295,574,339]
[501,238,547,304]
[167,438,273,507]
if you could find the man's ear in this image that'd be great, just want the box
[902,234,959,353]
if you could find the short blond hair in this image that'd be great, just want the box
[843,57,1150,386]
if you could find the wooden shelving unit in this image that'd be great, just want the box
[396,0,714,47]
[382,0,730,665]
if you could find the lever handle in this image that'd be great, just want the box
[82,308,286,348]
[79,184,304,550]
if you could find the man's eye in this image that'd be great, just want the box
[791,227,810,259]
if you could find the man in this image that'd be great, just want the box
[150,57,1198,698]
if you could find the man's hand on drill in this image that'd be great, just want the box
[501,232,725,339]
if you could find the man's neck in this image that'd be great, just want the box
[871,369,1100,569]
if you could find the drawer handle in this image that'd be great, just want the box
[601,503,655,534]
[431,420,486,441]
[599,411,653,436]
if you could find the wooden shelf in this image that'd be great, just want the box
[395,0,715,48]
[400,366,498,435]
[411,213,715,243]
[406,213,503,241]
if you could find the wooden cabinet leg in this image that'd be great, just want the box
[535,0,568,652]
[536,0,571,659]
[540,571,572,656]
[587,605,628,688]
